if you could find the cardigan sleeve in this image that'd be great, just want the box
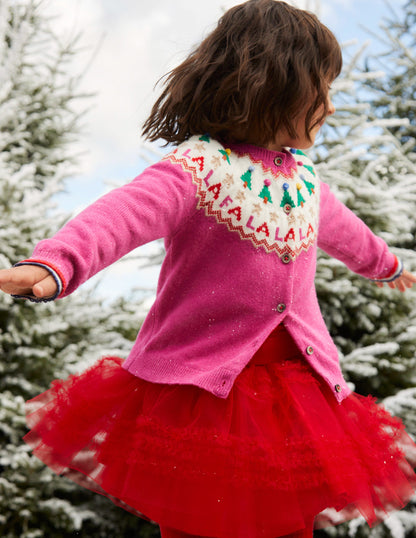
[22,158,197,298]
[317,181,400,280]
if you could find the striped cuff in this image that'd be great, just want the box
[11,261,63,303]
[371,256,404,283]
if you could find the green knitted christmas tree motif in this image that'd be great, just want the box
[300,174,315,195]
[219,148,231,164]
[302,163,316,177]
[280,182,295,208]
[259,179,273,204]
[296,183,306,207]
[199,134,210,142]
[241,166,254,190]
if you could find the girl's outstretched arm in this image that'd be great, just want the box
[318,182,415,291]
[375,269,416,292]
[10,158,196,300]
[0,266,58,299]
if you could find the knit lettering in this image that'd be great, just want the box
[228,206,242,221]
[256,222,270,237]
[208,183,222,200]
[220,196,234,208]
[203,169,213,187]
[275,228,284,241]
[192,156,204,172]
[284,228,296,242]
[246,216,256,231]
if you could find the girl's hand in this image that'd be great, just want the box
[375,269,416,292]
[0,265,58,299]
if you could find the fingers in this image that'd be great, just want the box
[374,269,416,293]
[0,268,31,294]
[32,275,58,298]
[390,279,405,292]
[0,266,58,298]
[402,269,416,285]
[387,271,416,293]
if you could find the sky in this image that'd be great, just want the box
[41,0,405,298]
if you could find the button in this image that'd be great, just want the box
[306,345,314,355]
[274,156,283,166]
[335,384,342,393]
[277,303,286,313]
[281,253,291,264]
[283,203,292,215]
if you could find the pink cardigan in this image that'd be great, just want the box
[19,136,400,402]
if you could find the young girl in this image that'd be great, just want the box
[1,1,416,537]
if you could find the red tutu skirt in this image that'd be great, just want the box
[24,326,416,538]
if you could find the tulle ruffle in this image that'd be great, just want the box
[24,326,416,538]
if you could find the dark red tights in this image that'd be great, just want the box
[160,519,314,538]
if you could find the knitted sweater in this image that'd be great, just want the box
[19,136,401,402]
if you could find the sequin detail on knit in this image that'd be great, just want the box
[164,135,320,260]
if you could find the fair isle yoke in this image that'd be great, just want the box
[165,135,320,261]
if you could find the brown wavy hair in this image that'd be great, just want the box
[142,0,342,147]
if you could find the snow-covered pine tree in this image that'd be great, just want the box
[359,3,416,537]
[364,0,416,164]
[0,1,158,536]
[313,8,416,538]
